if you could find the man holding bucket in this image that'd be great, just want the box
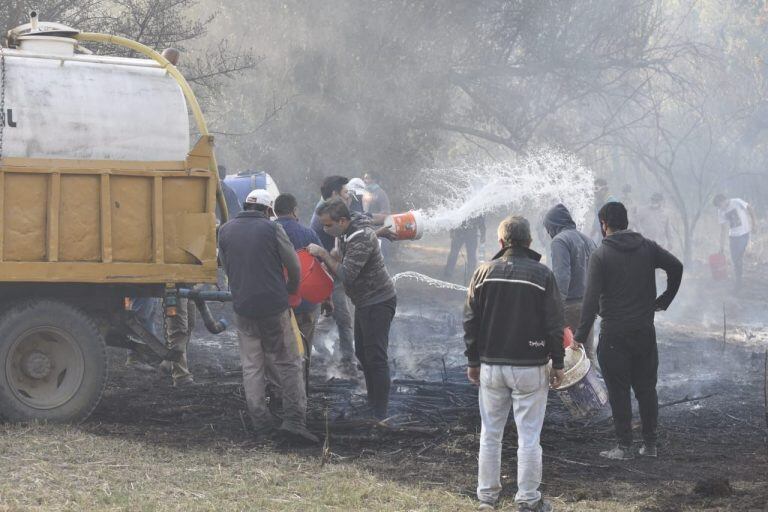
[308,198,397,420]
[574,202,682,460]
[464,215,564,512]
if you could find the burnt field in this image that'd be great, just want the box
[75,246,768,512]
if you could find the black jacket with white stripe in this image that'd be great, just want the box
[464,246,565,369]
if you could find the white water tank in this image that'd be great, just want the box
[1,37,190,161]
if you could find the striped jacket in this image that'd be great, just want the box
[337,213,396,308]
[464,246,565,369]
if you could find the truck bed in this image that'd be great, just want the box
[0,137,219,285]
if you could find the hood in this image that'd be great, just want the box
[543,204,576,238]
[348,211,374,231]
[602,230,645,252]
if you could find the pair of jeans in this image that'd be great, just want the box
[477,364,549,506]
[235,310,307,429]
[729,233,749,284]
[331,279,355,359]
[597,325,658,447]
[353,296,397,419]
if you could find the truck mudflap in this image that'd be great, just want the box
[106,311,183,363]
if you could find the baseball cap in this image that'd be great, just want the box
[245,188,274,207]
[347,177,366,195]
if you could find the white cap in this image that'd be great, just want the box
[347,177,366,195]
[245,188,273,207]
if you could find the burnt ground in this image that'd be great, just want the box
[84,243,768,511]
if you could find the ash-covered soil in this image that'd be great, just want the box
[85,246,768,511]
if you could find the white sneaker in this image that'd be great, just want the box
[600,445,635,460]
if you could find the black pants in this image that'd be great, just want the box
[597,325,658,447]
[443,229,478,283]
[354,296,397,419]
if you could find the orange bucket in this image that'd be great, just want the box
[384,211,424,240]
[289,249,334,305]
[708,253,727,281]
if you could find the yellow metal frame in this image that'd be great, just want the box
[0,137,219,284]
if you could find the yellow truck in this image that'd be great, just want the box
[0,16,227,422]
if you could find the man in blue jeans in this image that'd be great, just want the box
[464,215,564,512]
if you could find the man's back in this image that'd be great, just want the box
[581,231,682,334]
[219,211,297,319]
[464,246,564,370]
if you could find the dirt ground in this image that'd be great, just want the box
[61,241,768,510]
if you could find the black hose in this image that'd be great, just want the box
[192,298,228,334]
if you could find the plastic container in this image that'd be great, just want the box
[708,253,728,281]
[288,249,334,307]
[553,346,609,418]
[384,211,424,241]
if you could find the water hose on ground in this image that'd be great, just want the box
[73,32,229,223]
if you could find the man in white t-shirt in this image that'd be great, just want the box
[714,194,757,285]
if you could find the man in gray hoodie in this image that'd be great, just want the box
[543,204,597,363]
[308,198,397,419]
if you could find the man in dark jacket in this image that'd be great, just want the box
[574,202,682,460]
[307,198,397,420]
[543,204,597,364]
[310,176,356,365]
[274,193,328,360]
[218,189,317,443]
[444,215,486,284]
[464,215,564,512]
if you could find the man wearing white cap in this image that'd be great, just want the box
[218,189,317,443]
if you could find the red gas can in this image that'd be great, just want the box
[288,249,334,306]
[708,253,728,281]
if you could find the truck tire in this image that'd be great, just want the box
[0,299,107,423]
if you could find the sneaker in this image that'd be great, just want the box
[599,445,635,460]
[639,443,657,458]
[173,375,196,388]
[518,498,553,512]
[478,501,496,510]
[279,422,319,444]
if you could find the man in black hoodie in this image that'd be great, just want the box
[543,204,597,364]
[574,202,683,460]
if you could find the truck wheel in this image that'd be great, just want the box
[0,300,107,423]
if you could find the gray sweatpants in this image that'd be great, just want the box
[235,310,307,429]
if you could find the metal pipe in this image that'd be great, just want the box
[192,298,227,334]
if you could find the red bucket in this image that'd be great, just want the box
[708,253,727,281]
[563,326,574,349]
[288,249,334,306]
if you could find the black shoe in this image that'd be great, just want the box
[518,499,553,512]
[279,422,319,444]
[639,443,657,458]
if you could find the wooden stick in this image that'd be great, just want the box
[658,393,717,409]
[763,350,768,438]
[722,302,727,350]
